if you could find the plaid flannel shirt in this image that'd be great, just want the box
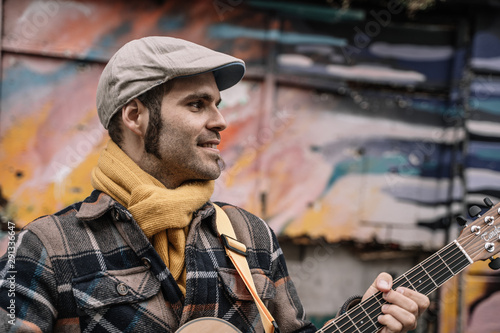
[0,190,316,333]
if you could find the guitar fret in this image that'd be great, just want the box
[321,233,485,333]
[396,274,415,290]
[334,312,361,333]
[361,298,379,326]
[406,265,433,294]
[439,253,455,275]
[349,305,378,333]
[346,313,360,333]
[420,263,438,287]
[357,319,378,332]
[361,296,384,332]
[332,321,341,333]
[450,255,470,274]
[449,253,470,274]
[322,318,343,333]
[318,320,341,333]
[361,307,377,327]
[396,242,471,296]
[422,253,453,288]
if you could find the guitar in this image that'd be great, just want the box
[177,198,500,333]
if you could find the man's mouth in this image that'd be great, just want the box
[199,143,218,149]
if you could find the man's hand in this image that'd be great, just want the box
[362,272,430,333]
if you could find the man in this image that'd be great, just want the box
[0,36,428,332]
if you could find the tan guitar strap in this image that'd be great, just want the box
[213,204,279,333]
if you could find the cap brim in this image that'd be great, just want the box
[212,62,246,91]
[177,62,245,91]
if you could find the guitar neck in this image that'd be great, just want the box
[318,240,473,333]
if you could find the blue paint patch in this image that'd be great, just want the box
[86,21,133,60]
[469,142,500,162]
[397,59,452,87]
[412,99,457,117]
[469,98,500,116]
[2,61,76,101]
[317,138,457,198]
[322,155,420,197]
[157,15,185,31]
[473,148,500,161]
[466,141,500,172]
[472,31,500,58]
[208,24,347,46]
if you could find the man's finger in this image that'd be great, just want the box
[393,287,430,316]
[362,272,393,301]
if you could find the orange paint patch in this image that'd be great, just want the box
[0,100,108,226]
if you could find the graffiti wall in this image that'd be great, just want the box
[1,0,500,332]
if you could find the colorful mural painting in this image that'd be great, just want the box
[2,0,500,332]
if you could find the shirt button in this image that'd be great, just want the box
[142,257,152,269]
[116,283,129,296]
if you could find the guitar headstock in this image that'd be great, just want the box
[456,198,500,269]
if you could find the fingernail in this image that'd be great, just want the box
[382,304,389,312]
[396,287,405,294]
[379,280,390,289]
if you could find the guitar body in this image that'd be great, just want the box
[176,317,242,333]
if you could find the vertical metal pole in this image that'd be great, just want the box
[257,15,279,219]
[456,67,472,333]
[455,66,474,333]
[452,18,472,333]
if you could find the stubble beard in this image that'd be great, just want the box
[143,117,226,186]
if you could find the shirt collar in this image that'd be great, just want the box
[75,190,119,221]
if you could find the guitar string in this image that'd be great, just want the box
[318,208,498,332]
[364,233,486,333]
[316,242,457,333]
[318,228,492,333]
[318,240,458,332]
[318,242,460,333]
[331,236,483,333]
[322,207,500,333]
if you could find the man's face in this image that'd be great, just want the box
[140,72,227,188]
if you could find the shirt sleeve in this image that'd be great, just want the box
[267,230,317,333]
[0,229,57,333]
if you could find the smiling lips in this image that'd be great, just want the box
[200,143,218,149]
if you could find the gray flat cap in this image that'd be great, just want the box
[96,36,246,129]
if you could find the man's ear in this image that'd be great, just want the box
[121,98,148,136]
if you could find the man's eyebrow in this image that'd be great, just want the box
[180,92,222,106]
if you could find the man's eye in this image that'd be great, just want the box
[190,101,203,109]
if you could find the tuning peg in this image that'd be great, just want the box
[489,257,500,270]
[469,205,482,217]
[484,197,494,208]
[456,215,468,227]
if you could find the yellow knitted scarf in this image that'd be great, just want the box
[91,140,214,295]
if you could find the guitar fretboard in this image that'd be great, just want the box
[318,241,472,333]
